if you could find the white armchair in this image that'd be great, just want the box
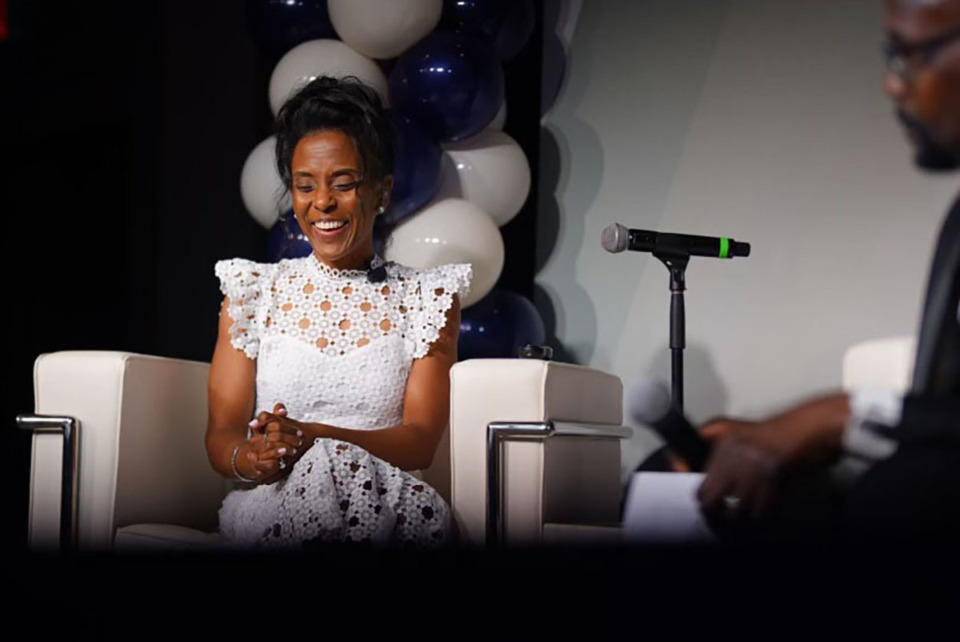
[841,335,916,393]
[20,351,628,551]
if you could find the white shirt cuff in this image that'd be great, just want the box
[842,387,903,462]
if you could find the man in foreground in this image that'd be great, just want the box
[697,0,960,539]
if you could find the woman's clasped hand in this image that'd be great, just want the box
[237,403,310,483]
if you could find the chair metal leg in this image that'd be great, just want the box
[17,414,80,552]
[486,421,554,546]
[486,421,634,546]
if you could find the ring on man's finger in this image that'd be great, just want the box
[722,494,742,512]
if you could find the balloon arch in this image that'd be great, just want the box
[241,0,548,358]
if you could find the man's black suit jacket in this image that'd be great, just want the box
[895,194,960,443]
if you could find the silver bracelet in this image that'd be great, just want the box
[230,441,258,483]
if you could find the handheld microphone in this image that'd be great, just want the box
[601,223,750,259]
[629,380,711,472]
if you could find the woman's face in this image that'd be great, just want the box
[290,129,392,271]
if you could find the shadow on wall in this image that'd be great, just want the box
[533,282,580,364]
[647,343,729,425]
[619,343,729,484]
[539,0,578,125]
[533,127,595,365]
[534,2,606,366]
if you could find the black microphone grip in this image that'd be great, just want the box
[628,229,750,259]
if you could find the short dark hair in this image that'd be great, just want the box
[275,76,398,250]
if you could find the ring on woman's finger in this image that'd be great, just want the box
[278,457,287,470]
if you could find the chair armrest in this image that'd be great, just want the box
[29,351,225,550]
[449,359,625,546]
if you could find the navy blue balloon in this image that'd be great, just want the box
[458,289,546,360]
[440,0,535,61]
[245,0,336,61]
[267,213,312,262]
[389,32,504,142]
[386,114,443,224]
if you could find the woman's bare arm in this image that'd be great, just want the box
[205,297,259,479]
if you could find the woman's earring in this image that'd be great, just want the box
[377,205,385,215]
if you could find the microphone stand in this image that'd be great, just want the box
[653,248,689,413]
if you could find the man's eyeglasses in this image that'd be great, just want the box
[883,28,960,82]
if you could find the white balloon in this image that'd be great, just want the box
[268,39,388,116]
[240,136,290,229]
[489,99,507,130]
[434,129,531,227]
[385,198,504,308]
[329,0,442,60]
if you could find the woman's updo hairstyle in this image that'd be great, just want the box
[275,76,398,252]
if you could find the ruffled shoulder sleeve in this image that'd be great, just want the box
[214,258,275,360]
[409,263,472,359]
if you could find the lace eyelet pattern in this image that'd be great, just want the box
[216,257,470,360]
[213,255,471,549]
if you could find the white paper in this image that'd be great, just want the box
[622,472,716,544]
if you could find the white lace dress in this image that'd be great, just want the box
[213,255,471,549]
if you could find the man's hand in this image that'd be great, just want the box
[696,394,849,525]
[697,419,798,522]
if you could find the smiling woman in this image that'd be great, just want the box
[289,130,387,270]
[205,76,472,549]
[275,76,398,263]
